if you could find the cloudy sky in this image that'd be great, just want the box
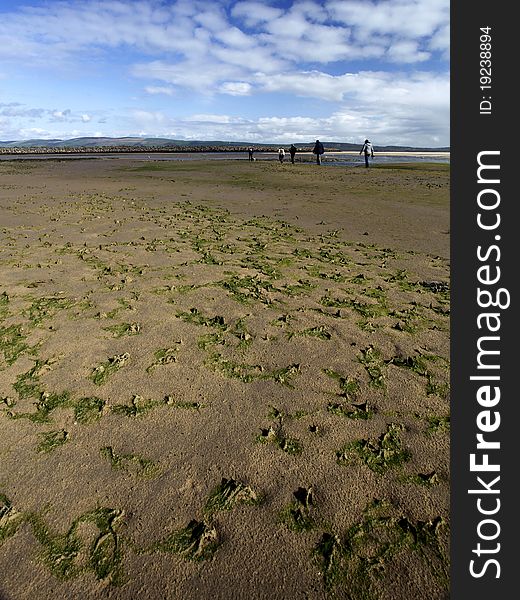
[0,0,449,146]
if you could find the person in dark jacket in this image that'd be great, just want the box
[312,139,325,165]
[289,144,297,164]
[359,139,374,168]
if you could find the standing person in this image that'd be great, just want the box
[289,144,297,164]
[359,139,374,168]
[248,147,254,161]
[278,147,285,163]
[312,139,325,165]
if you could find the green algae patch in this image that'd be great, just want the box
[24,296,74,326]
[313,532,345,591]
[204,352,262,383]
[390,305,423,333]
[111,394,160,418]
[74,396,106,424]
[387,352,450,398]
[0,494,24,545]
[197,331,225,350]
[386,354,428,376]
[268,363,301,388]
[278,279,317,297]
[15,359,51,399]
[357,345,386,389]
[176,307,228,330]
[152,476,262,562]
[203,478,261,516]
[100,446,161,478]
[279,487,315,532]
[7,385,104,425]
[27,507,125,584]
[336,423,410,473]
[36,429,69,453]
[28,514,81,579]
[327,400,373,420]
[313,499,449,596]
[102,322,141,338]
[146,347,177,373]
[8,388,71,424]
[404,471,440,487]
[105,298,133,319]
[32,391,72,423]
[90,353,130,385]
[0,323,31,366]
[155,520,218,562]
[323,368,360,400]
[85,508,125,584]
[383,269,419,292]
[0,292,9,321]
[426,375,450,398]
[287,325,332,341]
[230,318,254,348]
[257,425,303,455]
[426,415,450,434]
[217,274,276,305]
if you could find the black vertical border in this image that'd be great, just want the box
[451,1,516,598]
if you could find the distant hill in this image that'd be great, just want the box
[0,137,449,152]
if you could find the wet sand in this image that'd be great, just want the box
[0,158,450,599]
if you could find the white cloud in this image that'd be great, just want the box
[327,0,449,40]
[214,26,255,49]
[131,109,172,126]
[1,99,448,146]
[264,12,310,38]
[185,114,238,124]
[254,68,449,109]
[0,104,45,118]
[231,2,284,27]
[386,41,430,63]
[219,82,252,96]
[210,44,287,73]
[50,109,72,121]
[118,97,447,146]
[193,8,229,33]
[144,86,176,96]
[0,0,449,67]
[20,127,49,137]
[132,59,243,94]
[429,24,449,58]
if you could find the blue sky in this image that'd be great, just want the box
[0,0,449,146]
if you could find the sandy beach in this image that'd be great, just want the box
[0,158,450,600]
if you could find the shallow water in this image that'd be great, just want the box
[0,151,450,166]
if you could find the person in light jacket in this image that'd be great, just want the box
[278,148,285,163]
[359,139,374,168]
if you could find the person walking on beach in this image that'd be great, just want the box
[289,144,297,164]
[312,139,325,165]
[278,147,285,163]
[359,139,374,168]
[248,147,254,161]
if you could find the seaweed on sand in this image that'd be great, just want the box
[336,423,410,473]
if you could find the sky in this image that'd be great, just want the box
[0,0,449,146]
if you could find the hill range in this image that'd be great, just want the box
[0,136,449,152]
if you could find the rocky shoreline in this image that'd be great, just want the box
[0,145,318,155]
